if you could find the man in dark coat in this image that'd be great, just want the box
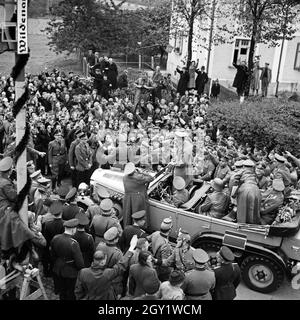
[176,66,190,96]
[74,132,93,187]
[68,129,82,187]
[107,58,118,90]
[50,218,85,300]
[117,70,129,89]
[73,213,95,268]
[42,201,65,277]
[48,130,67,190]
[232,60,249,97]
[213,246,241,300]
[96,227,123,298]
[122,162,154,227]
[74,234,138,300]
[195,66,208,96]
[91,67,103,95]
[118,210,148,253]
[62,187,83,221]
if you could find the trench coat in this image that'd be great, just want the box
[122,172,154,227]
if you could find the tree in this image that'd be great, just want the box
[230,0,300,95]
[172,0,208,68]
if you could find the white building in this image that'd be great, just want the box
[167,1,300,95]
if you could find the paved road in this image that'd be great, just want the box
[237,277,299,300]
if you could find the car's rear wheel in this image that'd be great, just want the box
[241,255,284,293]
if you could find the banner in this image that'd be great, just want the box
[17,0,28,54]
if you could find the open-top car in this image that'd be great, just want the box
[90,165,300,294]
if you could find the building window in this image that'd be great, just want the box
[174,31,183,55]
[294,43,300,71]
[233,38,250,64]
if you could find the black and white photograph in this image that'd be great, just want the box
[0,0,299,308]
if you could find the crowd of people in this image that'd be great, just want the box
[0,51,299,300]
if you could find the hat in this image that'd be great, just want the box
[75,212,89,226]
[57,185,70,199]
[0,157,13,172]
[219,246,235,262]
[37,177,51,185]
[100,198,113,213]
[173,176,186,190]
[211,178,223,191]
[63,218,79,228]
[192,249,209,264]
[132,210,146,221]
[124,162,136,175]
[272,179,285,192]
[175,129,189,138]
[169,270,185,286]
[65,187,77,201]
[142,277,160,295]
[234,160,244,168]
[160,217,172,231]
[78,182,88,190]
[104,226,119,242]
[243,159,255,167]
[95,185,109,199]
[30,170,42,179]
[178,229,191,242]
[274,153,286,163]
[50,201,63,216]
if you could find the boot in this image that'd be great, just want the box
[222,208,237,222]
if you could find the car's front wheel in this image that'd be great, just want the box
[241,255,284,293]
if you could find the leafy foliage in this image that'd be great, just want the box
[206,98,300,156]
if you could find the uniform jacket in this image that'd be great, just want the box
[73,230,95,268]
[48,139,67,175]
[51,233,84,278]
[273,163,291,187]
[214,165,231,184]
[182,267,215,300]
[75,140,93,172]
[200,191,230,219]
[200,159,216,181]
[75,250,133,300]
[118,224,147,253]
[213,262,241,300]
[129,263,160,297]
[163,246,195,272]
[68,138,80,168]
[0,177,17,213]
[90,214,121,246]
[173,189,189,207]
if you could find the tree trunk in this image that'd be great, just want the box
[187,14,195,69]
[245,21,258,96]
[159,46,165,67]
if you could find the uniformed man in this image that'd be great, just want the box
[147,217,173,282]
[260,178,285,225]
[228,160,244,195]
[182,249,215,300]
[68,129,83,187]
[272,153,291,188]
[0,157,17,212]
[48,130,67,191]
[118,210,148,253]
[96,227,123,298]
[29,169,42,203]
[123,162,154,227]
[75,132,94,187]
[33,176,52,216]
[172,176,189,207]
[90,198,122,246]
[42,201,65,277]
[73,213,95,268]
[160,229,195,273]
[198,151,216,181]
[62,187,83,221]
[50,218,84,300]
[199,178,230,219]
[214,155,232,185]
[213,246,241,300]
[86,185,109,223]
